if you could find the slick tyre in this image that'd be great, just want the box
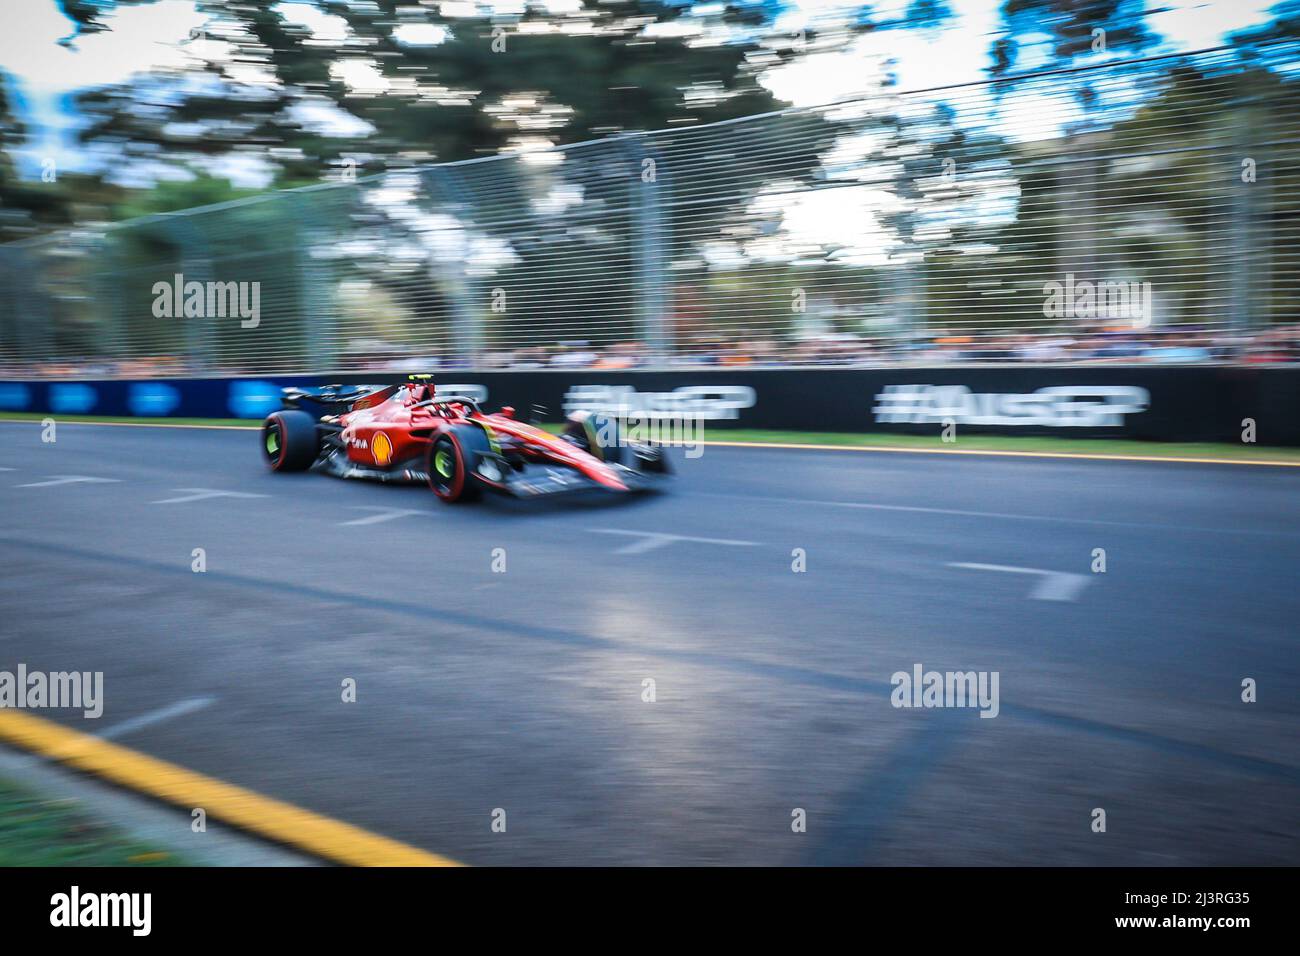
[632,444,671,475]
[263,410,319,472]
[427,427,490,503]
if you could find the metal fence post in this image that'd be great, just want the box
[1230,77,1262,334]
[620,134,670,362]
[90,232,123,363]
[422,165,482,366]
[291,192,339,371]
[19,242,52,363]
[159,215,215,372]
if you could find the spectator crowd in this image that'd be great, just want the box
[6,323,1299,379]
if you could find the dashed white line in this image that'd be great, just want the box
[16,475,121,488]
[339,507,429,526]
[592,528,760,555]
[152,488,270,505]
[698,491,1100,524]
[948,562,1092,602]
[95,696,218,741]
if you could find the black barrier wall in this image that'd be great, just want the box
[1,367,1297,445]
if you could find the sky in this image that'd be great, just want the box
[0,0,1281,185]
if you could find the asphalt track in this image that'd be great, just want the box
[1,420,1297,865]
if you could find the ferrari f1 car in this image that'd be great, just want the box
[260,376,670,502]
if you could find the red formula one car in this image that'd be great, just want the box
[260,376,670,502]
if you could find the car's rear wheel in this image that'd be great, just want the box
[262,410,319,472]
[427,427,488,502]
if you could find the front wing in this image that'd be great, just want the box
[491,459,669,498]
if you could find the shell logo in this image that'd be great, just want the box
[371,431,394,466]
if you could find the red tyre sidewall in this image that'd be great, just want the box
[429,432,467,501]
[265,414,289,471]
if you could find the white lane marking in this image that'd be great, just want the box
[698,491,1105,524]
[592,528,759,555]
[16,475,121,488]
[0,467,15,471]
[340,507,428,526]
[948,562,1092,602]
[95,696,217,741]
[152,488,270,504]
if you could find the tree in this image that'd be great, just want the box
[989,0,1159,79]
[69,0,813,188]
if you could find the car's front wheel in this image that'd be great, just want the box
[262,410,319,472]
[427,427,488,502]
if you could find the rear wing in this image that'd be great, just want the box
[280,383,397,416]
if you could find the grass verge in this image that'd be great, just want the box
[1,411,1296,464]
[0,774,188,866]
[701,429,1300,463]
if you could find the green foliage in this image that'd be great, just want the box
[110,175,265,219]
[992,0,1158,75]
[70,0,798,188]
[0,775,188,867]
